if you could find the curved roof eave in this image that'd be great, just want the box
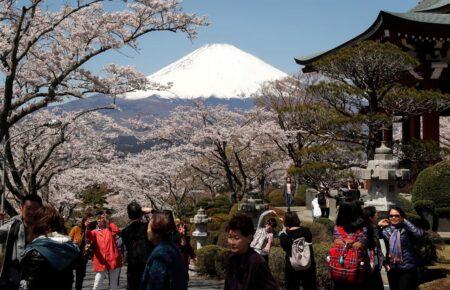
[295,12,385,65]
[296,10,450,66]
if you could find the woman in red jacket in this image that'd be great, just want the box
[86,211,122,290]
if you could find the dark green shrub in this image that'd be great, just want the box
[268,189,285,207]
[416,231,441,267]
[196,197,213,209]
[294,184,308,206]
[395,195,414,214]
[413,200,436,212]
[268,246,285,286]
[316,217,335,234]
[214,195,232,210]
[304,221,332,243]
[412,160,450,215]
[212,213,231,223]
[435,207,450,218]
[314,242,332,290]
[229,204,238,216]
[196,245,223,277]
[206,231,219,245]
[215,248,232,279]
[206,207,229,216]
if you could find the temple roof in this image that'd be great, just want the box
[411,0,450,13]
[295,11,450,66]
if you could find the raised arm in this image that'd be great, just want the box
[256,210,275,229]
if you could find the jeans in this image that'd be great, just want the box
[93,268,121,290]
[285,194,294,207]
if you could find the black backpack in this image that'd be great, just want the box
[123,222,152,266]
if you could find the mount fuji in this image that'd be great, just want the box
[57,44,288,126]
[125,43,288,99]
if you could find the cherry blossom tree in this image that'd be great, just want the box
[0,0,206,212]
[4,109,131,214]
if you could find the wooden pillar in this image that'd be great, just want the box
[402,115,421,143]
[422,112,440,142]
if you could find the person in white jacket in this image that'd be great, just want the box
[311,195,322,221]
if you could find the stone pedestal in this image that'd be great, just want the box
[353,142,410,211]
[190,208,211,250]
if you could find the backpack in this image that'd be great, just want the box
[289,237,312,271]
[123,222,151,266]
[328,227,366,285]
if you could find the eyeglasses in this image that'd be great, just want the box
[389,214,401,218]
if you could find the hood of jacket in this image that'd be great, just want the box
[22,232,80,271]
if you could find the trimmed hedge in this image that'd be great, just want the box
[412,160,450,214]
[268,246,285,285]
[196,245,223,277]
[269,189,285,206]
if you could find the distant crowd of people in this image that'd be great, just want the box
[0,193,426,290]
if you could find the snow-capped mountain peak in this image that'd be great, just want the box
[125,43,288,99]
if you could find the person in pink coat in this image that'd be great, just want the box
[86,211,122,290]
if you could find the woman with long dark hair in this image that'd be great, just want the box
[362,206,384,290]
[329,201,368,290]
[379,207,424,290]
[19,205,80,290]
[279,211,316,290]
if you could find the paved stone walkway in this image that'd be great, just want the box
[80,262,224,290]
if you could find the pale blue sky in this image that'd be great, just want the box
[87,0,419,75]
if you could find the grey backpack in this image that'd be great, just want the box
[289,237,312,271]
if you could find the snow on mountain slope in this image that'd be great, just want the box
[125,44,288,99]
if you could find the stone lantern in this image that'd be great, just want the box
[238,189,269,226]
[353,141,410,211]
[190,208,211,250]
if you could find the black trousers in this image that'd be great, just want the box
[127,265,145,290]
[367,270,384,290]
[387,268,418,290]
[285,266,317,290]
[320,207,330,218]
[75,257,88,290]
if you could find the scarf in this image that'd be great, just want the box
[389,228,403,264]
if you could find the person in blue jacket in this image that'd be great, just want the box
[379,206,424,290]
[141,211,187,290]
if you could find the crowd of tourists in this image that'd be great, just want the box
[0,193,426,290]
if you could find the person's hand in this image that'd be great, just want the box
[384,264,391,272]
[378,219,390,228]
[141,207,153,214]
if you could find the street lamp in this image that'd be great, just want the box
[0,119,63,220]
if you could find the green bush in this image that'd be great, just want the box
[268,246,285,286]
[304,221,332,244]
[294,184,308,206]
[412,160,450,214]
[214,248,232,279]
[315,217,335,234]
[229,204,239,216]
[435,207,450,218]
[214,194,232,210]
[206,207,229,216]
[196,245,223,277]
[416,231,438,267]
[314,242,332,290]
[268,189,285,207]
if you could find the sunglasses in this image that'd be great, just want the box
[389,214,401,218]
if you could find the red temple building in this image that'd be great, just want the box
[296,0,450,145]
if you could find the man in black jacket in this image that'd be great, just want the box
[120,201,154,290]
[0,195,42,290]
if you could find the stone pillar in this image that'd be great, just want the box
[422,112,440,142]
